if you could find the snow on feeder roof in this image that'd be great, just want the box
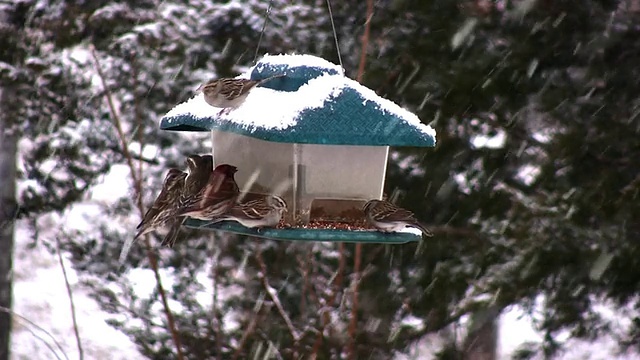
[159,54,436,244]
[160,54,436,147]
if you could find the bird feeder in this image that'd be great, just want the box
[159,54,436,243]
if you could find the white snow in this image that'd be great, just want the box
[254,53,345,75]
[163,54,436,140]
[164,73,342,130]
[90,164,132,202]
[11,220,143,360]
[471,131,506,149]
[516,164,541,186]
[498,304,545,357]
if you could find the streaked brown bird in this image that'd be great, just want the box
[184,154,214,192]
[135,168,186,239]
[206,194,287,229]
[197,74,285,114]
[175,164,240,221]
[362,199,433,237]
[161,154,214,248]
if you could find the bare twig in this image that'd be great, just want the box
[253,0,275,64]
[209,234,223,358]
[0,306,68,360]
[131,52,145,186]
[255,250,300,342]
[232,294,264,360]
[89,45,185,360]
[311,245,345,355]
[54,236,83,360]
[356,0,374,81]
[347,0,374,357]
[297,252,309,315]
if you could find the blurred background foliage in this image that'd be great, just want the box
[2,0,639,358]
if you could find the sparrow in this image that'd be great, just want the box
[207,194,288,229]
[175,164,240,221]
[197,74,285,114]
[135,168,186,239]
[362,199,433,237]
[160,154,214,248]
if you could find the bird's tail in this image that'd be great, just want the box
[161,217,185,248]
[257,73,286,86]
[412,222,434,237]
[134,226,149,240]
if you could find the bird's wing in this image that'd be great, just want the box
[136,191,171,229]
[377,206,417,222]
[220,79,257,99]
[231,199,269,220]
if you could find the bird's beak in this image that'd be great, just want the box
[196,84,204,93]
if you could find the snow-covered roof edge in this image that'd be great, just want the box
[160,54,436,147]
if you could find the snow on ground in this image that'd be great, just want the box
[11,219,143,360]
[393,299,639,360]
[499,301,640,360]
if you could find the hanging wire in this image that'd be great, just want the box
[326,0,344,72]
[253,0,275,64]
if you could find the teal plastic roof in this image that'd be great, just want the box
[183,218,421,244]
[160,54,436,147]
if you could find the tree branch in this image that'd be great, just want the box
[255,250,300,342]
[54,235,83,360]
[347,0,374,357]
[89,45,184,360]
[0,306,68,360]
[232,294,264,360]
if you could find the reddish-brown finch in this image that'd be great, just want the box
[161,154,214,248]
[207,194,288,229]
[362,199,433,237]
[175,164,240,220]
[197,74,285,114]
[135,168,186,239]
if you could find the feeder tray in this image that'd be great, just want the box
[183,219,422,244]
[159,54,436,244]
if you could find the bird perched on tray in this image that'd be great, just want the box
[135,168,187,240]
[184,154,214,191]
[161,154,214,248]
[197,74,285,114]
[175,163,240,221]
[206,194,288,229]
[362,199,433,237]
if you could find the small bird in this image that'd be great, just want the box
[197,74,285,114]
[135,168,187,239]
[207,194,288,229]
[175,164,240,220]
[160,154,215,248]
[362,199,433,237]
[184,154,214,192]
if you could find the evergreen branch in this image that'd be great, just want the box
[89,45,185,360]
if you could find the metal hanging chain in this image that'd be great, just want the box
[326,0,344,71]
[253,0,275,64]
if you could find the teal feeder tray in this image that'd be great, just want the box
[160,54,436,243]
